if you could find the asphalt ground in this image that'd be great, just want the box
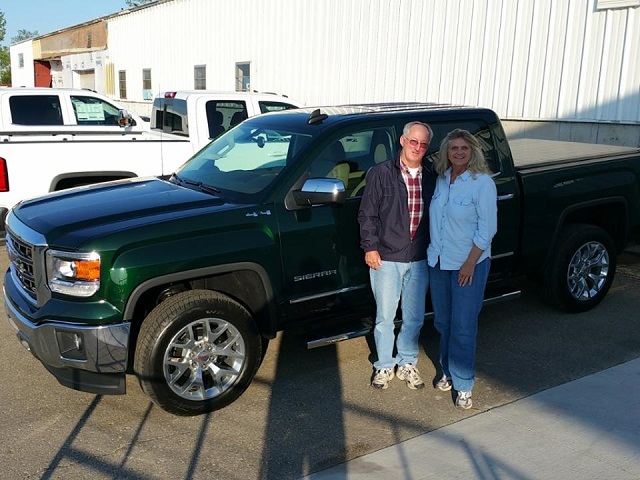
[1,245,640,479]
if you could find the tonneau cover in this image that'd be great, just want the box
[509,138,640,169]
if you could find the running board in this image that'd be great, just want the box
[306,287,521,349]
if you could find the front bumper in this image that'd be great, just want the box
[3,286,130,395]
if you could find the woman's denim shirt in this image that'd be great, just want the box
[427,168,498,270]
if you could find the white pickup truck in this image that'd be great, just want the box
[0,88,301,224]
[149,90,301,153]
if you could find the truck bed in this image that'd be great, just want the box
[509,138,640,169]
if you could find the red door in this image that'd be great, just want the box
[34,60,51,87]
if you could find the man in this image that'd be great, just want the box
[358,121,436,390]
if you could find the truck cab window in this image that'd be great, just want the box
[259,101,299,113]
[10,95,64,126]
[309,128,395,197]
[427,121,498,174]
[70,96,134,127]
[152,97,188,136]
[205,101,249,137]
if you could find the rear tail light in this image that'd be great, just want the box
[164,92,177,98]
[0,157,9,192]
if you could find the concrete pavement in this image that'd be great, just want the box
[303,357,640,480]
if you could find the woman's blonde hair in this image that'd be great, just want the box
[434,128,491,177]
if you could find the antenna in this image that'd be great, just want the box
[307,109,328,125]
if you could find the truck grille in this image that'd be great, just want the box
[6,231,37,299]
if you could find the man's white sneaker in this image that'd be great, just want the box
[435,375,452,391]
[456,390,473,409]
[372,368,395,389]
[396,363,425,390]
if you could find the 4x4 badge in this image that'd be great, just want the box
[246,210,271,217]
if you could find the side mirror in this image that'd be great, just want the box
[292,178,347,206]
[118,109,134,127]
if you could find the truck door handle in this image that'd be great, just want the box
[497,193,515,201]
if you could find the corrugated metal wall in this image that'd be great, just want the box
[106,0,640,125]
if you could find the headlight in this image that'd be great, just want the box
[46,250,101,297]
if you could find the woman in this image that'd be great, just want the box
[427,128,497,409]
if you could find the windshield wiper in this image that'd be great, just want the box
[171,173,221,195]
[184,179,221,195]
[196,182,221,195]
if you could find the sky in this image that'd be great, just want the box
[1,0,130,47]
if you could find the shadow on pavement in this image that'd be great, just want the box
[259,329,346,478]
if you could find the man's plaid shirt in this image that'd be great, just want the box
[399,161,423,240]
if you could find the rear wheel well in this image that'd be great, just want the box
[560,201,627,252]
[527,201,626,282]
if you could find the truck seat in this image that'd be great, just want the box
[230,111,248,127]
[310,141,350,190]
[207,111,226,139]
[350,129,392,196]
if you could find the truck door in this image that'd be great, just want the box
[486,123,520,279]
[276,126,397,321]
[418,117,520,282]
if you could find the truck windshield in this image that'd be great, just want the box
[175,122,312,197]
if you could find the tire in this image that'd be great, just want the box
[134,289,263,416]
[546,224,617,313]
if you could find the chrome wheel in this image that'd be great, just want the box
[567,241,609,301]
[546,224,616,313]
[135,290,262,415]
[163,317,246,401]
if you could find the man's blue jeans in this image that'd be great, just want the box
[370,260,429,370]
[429,258,491,392]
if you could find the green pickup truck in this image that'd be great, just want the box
[4,104,640,415]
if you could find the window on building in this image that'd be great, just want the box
[119,71,127,99]
[236,63,250,92]
[18,54,24,68]
[194,65,206,90]
[142,69,152,100]
[596,0,640,8]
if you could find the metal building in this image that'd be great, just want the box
[9,0,640,146]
